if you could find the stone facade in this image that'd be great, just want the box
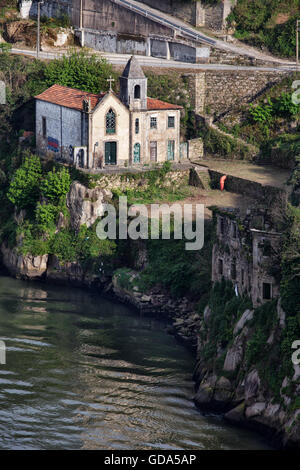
[212,208,282,307]
[35,56,182,169]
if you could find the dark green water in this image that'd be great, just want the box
[0,276,271,450]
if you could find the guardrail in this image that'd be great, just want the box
[112,0,216,47]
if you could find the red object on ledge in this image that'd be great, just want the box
[220,175,227,191]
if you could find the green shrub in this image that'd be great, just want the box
[249,98,273,124]
[200,125,251,160]
[35,202,58,233]
[229,1,300,58]
[7,154,42,209]
[49,225,116,265]
[44,50,117,94]
[40,167,71,203]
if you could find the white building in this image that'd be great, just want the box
[35,56,182,168]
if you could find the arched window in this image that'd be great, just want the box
[106,108,116,134]
[135,118,139,134]
[134,85,141,99]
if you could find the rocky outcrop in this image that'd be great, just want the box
[66,181,112,231]
[193,299,300,450]
[111,268,200,350]
[1,243,48,279]
[46,254,106,287]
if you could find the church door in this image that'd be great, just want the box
[105,141,117,165]
[133,143,140,163]
[167,140,175,161]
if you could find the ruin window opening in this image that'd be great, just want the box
[218,259,223,276]
[231,258,237,280]
[262,239,272,257]
[263,282,272,300]
[232,223,237,239]
[220,217,225,235]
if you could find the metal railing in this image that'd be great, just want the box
[111,0,216,47]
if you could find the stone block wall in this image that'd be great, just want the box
[184,73,205,115]
[185,70,289,120]
[188,137,204,160]
[90,168,190,191]
[208,170,287,208]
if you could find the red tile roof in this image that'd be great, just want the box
[35,84,182,112]
[147,97,183,110]
[35,84,105,111]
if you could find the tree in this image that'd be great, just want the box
[44,50,118,93]
[7,154,42,209]
[40,166,71,203]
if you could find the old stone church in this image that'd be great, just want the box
[35,56,182,168]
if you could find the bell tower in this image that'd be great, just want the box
[119,56,147,111]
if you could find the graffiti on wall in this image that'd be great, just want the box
[47,137,59,153]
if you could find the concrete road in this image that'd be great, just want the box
[10,47,295,72]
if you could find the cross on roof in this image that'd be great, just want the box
[107,75,115,92]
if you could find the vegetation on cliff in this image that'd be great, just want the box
[0,153,116,273]
[212,73,300,167]
[228,0,300,58]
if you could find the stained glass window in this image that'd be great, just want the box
[106,109,116,134]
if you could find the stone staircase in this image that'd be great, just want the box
[209,122,260,159]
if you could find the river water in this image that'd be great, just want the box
[0,276,271,450]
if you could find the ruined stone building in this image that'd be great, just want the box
[211,208,282,307]
[35,56,182,168]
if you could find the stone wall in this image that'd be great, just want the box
[188,137,204,160]
[89,168,190,191]
[208,170,287,207]
[209,47,280,67]
[187,70,289,120]
[184,73,205,114]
